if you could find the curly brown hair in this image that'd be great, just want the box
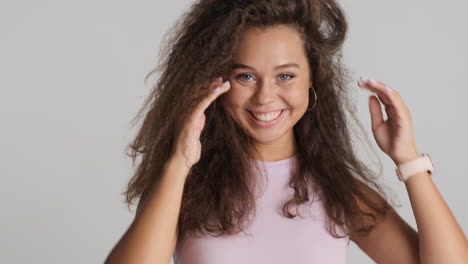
[123,0,395,243]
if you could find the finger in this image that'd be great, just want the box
[357,78,409,122]
[357,78,402,108]
[358,81,407,126]
[192,79,231,120]
[369,95,385,131]
[207,76,224,91]
[383,102,404,123]
[210,76,224,89]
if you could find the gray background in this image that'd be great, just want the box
[1,0,466,263]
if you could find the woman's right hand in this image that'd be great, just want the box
[170,77,231,170]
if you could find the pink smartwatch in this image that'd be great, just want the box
[395,152,434,182]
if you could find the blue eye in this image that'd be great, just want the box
[236,73,253,81]
[279,74,294,81]
[235,73,295,82]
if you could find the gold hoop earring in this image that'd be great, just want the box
[306,87,317,112]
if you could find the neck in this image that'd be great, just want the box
[252,129,296,161]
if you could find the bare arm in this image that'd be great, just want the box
[104,77,230,264]
[104,156,190,264]
[404,170,468,263]
[356,79,468,263]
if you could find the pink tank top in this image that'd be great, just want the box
[173,155,350,264]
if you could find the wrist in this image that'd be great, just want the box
[166,155,192,176]
[395,152,434,182]
[393,151,420,165]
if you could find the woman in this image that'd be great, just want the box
[105,0,468,263]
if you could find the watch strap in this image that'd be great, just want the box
[395,152,434,182]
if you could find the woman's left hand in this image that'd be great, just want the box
[357,77,420,165]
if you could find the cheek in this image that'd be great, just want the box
[224,87,250,108]
[287,89,309,109]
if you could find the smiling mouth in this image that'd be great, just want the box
[248,109,285,122]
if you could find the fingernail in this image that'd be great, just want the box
[213,86,221,93]
[215,76,222,82]
[221,80,230,87]
[386,86,393,93]
[358,76,368,86]
[369,79,377,84]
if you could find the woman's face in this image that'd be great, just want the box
[225,24,312,149]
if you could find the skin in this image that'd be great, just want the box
[106,20,467,264]
[352,78,468,263]
[224,24,313,162]
[219,24,468,262]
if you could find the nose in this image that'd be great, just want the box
[253,81,278,105]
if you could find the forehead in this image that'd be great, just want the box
[232,25,308,68]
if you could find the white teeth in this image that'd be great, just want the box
[251,110,282,122]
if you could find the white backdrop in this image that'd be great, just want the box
[1,0,467,263]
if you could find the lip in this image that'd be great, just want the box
[248,109,286,127]
[249,109,284,115]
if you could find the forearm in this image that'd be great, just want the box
[105,157,190,264]
[404,171,468,263]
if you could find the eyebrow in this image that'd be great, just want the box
[231,63,300,71]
